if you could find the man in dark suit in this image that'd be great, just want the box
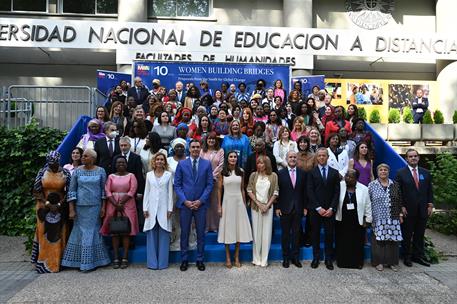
[118,137,146,228]
[395,149,433,267]
[276,151,307,268]
[244,138,278,185]
[127,77,150,105]
[174,139,214,272]
[175,81,186,105]
[307,147,340,270]
[94,121,121,175]
[411,88,429,124]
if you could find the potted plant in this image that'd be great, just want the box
[358,107,367,120]
[368,109,386,139]
[422,110,454,142]
[388,108,421,141]
[402,107,413,123]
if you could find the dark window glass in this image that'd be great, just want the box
[63,0,95,14]
[177,0,208,17]
[0,1,12,11]
[97,0,117,14]
[13,0,47,12]
[150,0,176,17]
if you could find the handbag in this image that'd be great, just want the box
[109,210,131,235]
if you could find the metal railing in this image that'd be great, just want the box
[0,86,107,130]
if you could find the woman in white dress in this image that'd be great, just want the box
[247,155,278,267]
[273,126,298,170]
[143,152,173,270]
[217,151,253,268]
[327,133,349,179]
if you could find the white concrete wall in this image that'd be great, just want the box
[314,0,437,80]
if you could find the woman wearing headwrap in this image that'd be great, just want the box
[166,138,197,251]
[31,151,72,273]
[76,119,105,150]
[168,123,190,156]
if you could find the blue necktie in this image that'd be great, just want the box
[322,167,326,182]
[192,159,198,181]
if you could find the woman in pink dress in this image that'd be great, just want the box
[100,156,139,269]
[200,132,225,232]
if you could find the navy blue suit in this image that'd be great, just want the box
[411,97,429,124]
[174,157,213,262]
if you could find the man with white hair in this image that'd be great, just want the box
[127,77,150,104]
[175,81,186,104]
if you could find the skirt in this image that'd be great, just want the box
[371,233,400,266]
[61,205,111,271]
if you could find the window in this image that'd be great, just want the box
[149,0,209,18]
[62,0,117,14]
[0,0,48,12]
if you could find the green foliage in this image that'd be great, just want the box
[0,122,66,249]
[424,236,442,264]
[368,109,381,123]
[433,110,444,124]
[427,211,457,236]
[402,107,414,123]
[388,108,400,123]
[453,111,457,124]
[422,110,434,124]
[428,153,457,209]
[357,107,367,120]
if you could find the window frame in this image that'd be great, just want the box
[59,0,118,16]
[0,0,50,13]
[148,0,214,20]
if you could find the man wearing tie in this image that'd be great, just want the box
[94,122,120,175]
[127,77,150,104]
[175,81,186,104]
[307,147,340,270]
[118,137,145,228]
[411,88,429,124]
[276,151,307,268]
[174,140,214,271]
[395,149,433,267]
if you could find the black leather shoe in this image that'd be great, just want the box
[180,261,188,271]
[325,260,334,270]
[282,259,290,268]
[403,259,412,267]
[291,259,302,268]
[311,259,319,269]
[412,257,430,267]
[196,261,206,271]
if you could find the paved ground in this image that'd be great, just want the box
[1,233,456,304]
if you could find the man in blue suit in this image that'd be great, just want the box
[174,139,214,271]
[411,88,429,124]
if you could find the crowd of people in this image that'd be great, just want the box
[30,77,434,274]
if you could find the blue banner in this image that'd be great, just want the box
[96,70,131,96]
[290,75,325,99]
[133,61,290,95]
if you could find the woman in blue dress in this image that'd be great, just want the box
[61,148,111,272]
[221,120,252,168]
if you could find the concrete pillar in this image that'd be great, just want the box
[283,0,313,75]
[117,0,148,72]
[436,0,457,122]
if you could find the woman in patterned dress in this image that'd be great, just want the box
[368,163,403,272]
[61,148,111,272]
[31,151,71,273]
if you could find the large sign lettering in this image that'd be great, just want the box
[1,18,457,69]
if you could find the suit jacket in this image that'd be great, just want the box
[124,152,145,195]
[176,90,186,104]
[411,97,429,115]
[127,86,150,104]
[143,171,173,232]
[174,158,214,209]
[307,165,340,211]
[276,167,307,214]
[94,137,121,175]
[395,166,433,218]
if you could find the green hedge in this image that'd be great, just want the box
[0,122,66,248]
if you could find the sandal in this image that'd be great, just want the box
[234,261,241,268]
[375,264,384,271]
[112,259,120,269]
[120,259,129,269]
[225,260,232,269]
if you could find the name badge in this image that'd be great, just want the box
[419,174,424,180]
[346,203,355,210]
